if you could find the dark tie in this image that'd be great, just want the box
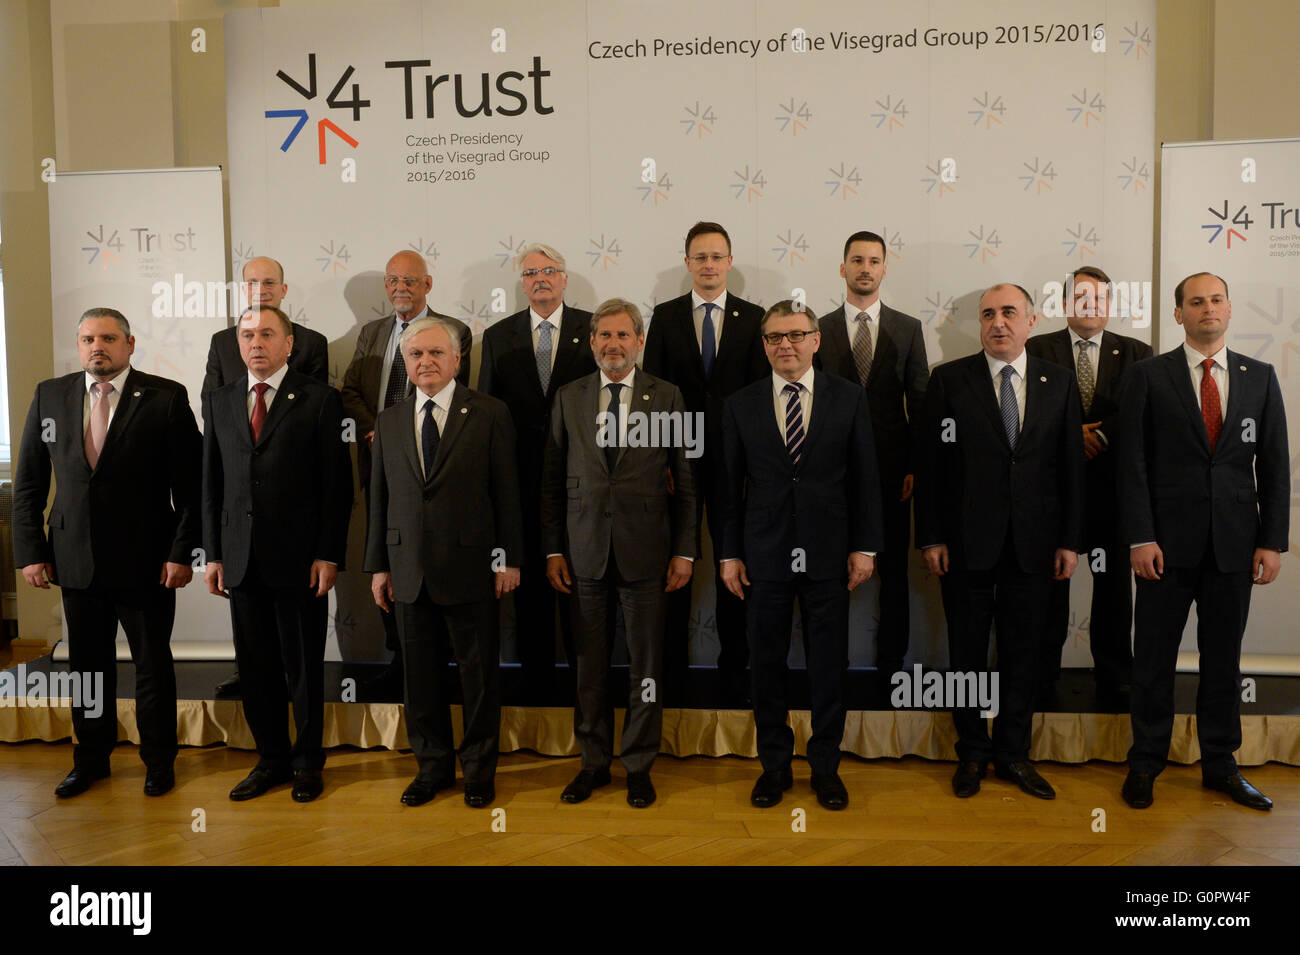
[536,320,554,394]
[421,398,439,480]
[1075,339,1096,415]
[1200,358,1222,452]
[382,321,411,410]
[250,382,270,443]
[701,303,717,380]
[783,382,804,466]
[851,310,873,387]
[604,382,623,472]
[999,366,1019,447]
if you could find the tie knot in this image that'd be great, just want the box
[857,311,870,324]
[1077,339,1088,351]
[1202,358,1216,372]
[93,382,114,397]
[1000,366,1015,382]
[702,303,715,317]
[539,320,552,331]
[607,382,623,397]
[400,321,409,332]
[252,382,270,396]
[424,397,436,414]
[783,382,800,398]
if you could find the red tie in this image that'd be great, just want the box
[250,382,270,442]
[1200,358,1222,452]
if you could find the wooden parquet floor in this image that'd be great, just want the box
[2,742,1298,866]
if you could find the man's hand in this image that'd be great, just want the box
[1131,542,1163,581]
[665,557,693,593]
[371,571,394,611]
[1082,422,1104,460]
[900,474,914,502]
[21,562,54,589]
[847,553,875,591]
[309,560,338,597]
[546,555,572,594]
[205,560,227,598]
[161,562,193,589]
[495,566,521,597]
[365,430,375,448]
[720,558,750,599]
[1053,548,1078,581]
[1252,548,1282,585]
[922,544,949,577]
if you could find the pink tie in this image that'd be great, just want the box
[84,382,113,468]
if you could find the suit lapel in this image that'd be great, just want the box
[390,394,422,483]
[429,384,470,477]
[865,308,898,389]
[619,377,654,467]
[96,377,143,469]
[1218,351,1248,456]
[1164,349,1211,454]
[1021,358,1047,446]
[581,375,610,476]
[63,376,94,475]
[822,308,853,381]
[1092,330,1121,401]
[549,308,585,398]
[966,355,1011,451]
[510,313,546,400]
[254,371,300,448]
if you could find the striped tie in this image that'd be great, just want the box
[1075,340,1095,415]
[999,366,1019,447]
[852,311,873,387]
[784,382,804,466]
[536,320,553,394]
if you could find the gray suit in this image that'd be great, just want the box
[541,370,697,773]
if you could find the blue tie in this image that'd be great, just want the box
[999,366,1019,447]
[784,383,804,466]
[701,303,717,380]
[536,320,553,394]
[422,398,439,480]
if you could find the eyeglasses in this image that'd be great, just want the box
[244,279,281,288]
[688,253,730,265]
[384,276,423,289]
[762,330,816,344]
[521,267,564,278]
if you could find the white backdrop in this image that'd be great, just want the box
[225,0,1158,667]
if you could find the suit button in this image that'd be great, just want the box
[252,447,263,456]
[252,480,261,488]
[792,477,799,483]
[604,511,612,518]
[245,509,253,517]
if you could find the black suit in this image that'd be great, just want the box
[720,370,883,775]
[916,353,1084,766]
[364,384,523,785]
[202,368,353,772]
[815,302,930,673]
[478,304,596,693]
[643,291,768,681]
[202,322,330,404]
[13,369,201,774]
[1117,347,1289,778]
[1026,329,1153,695]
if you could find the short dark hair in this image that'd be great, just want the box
[591,297,644,336]
[981,284,1035,312]
[239,305,292,336]
[1070,265,1111,286]
[1174,272,1229,308]
[760,299,820,335]
[78,307,131,337]
[685,221,731,255]
[843,231,887,260]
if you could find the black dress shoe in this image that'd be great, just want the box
[229,766,292,801]
[626,772,656,808]
[464,781,495,808]
[1122,770,1154,809]
[750,766,794,808]
[401,775,450,806]
[143,768,175,797]
[952,760,986,798]
[995,761,1056,800]
[54,766,109,798]
[214,671,241,698]
[561,767,612,804]
[811,773,849,811]
[1203,772,1273,811]
[291,770,324,803]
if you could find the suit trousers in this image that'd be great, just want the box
[61,583,178,772]
[1128,545,1252,778]
[514,552,575,697]
[229,564,328,773]
[940,539,1048,765]
[397,585,500,784]
[572,550,665,774]
[1041,533,1134,693]
[749,576,849,776]
[874,489,913,674]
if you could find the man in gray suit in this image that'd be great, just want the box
[364,317,523,809]
[541,298,697,808]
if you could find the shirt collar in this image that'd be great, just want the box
[692,289,728,315]
[1067,326,1105,348]
[772,365,815,396]
[530,304,563,331]
[415,377,457,411]
[599,367,635,392]
[843,299,882,324]
[394,306,431,329]
[1184,341,1228,372]
[248,362,290,393]
[85,366,131,396]
[984,349,1028,381]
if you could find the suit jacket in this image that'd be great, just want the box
[815,302,930,484]
[340,306,472,490]
[720,370,883,582]
[13,369,201,590]
[202,368,353,589]
[541,370,697,581]
[1116,347,1289,571]
[363,384,524,605]
[915,352,1085,573]
[202,322,330,406]
[477,305,597,554]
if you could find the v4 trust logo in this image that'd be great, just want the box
[1203,201,1250,248]
[265,54,365,164]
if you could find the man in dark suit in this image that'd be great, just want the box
[1118,272,1289,812]
[815,231,929,682]
[1027,266,1153,710]
[202,306,353,803]
[341,250,472,697]
[720,300,883,811]
[365,317,523,808]
[916,284,1084,800]
[542,299,697,808]
[14,308,201,798]
[478,243,596,701]
[642,221,767,702]
[203,256,329,700]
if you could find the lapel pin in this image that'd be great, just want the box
[287,393,295,399]
[642,394,650,400]
[1040,376,1047,382]
[1112,349,1119,355]
[1239,365,1246,371]
[731,310,739,317]
[460,407,468,414]
[133,391,142,397]
[572,337,579,344]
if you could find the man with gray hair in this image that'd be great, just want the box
[479,243,596,702]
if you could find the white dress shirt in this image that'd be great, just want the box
[842,298,882,349]
[412,378,455,475]
[1184,341,1229,414]
[82,366,131,436]
[692,289,728,351]
[246,362,290,418]
[531,304,563,374]
[984,349,1028,428]
[598,367,635,446]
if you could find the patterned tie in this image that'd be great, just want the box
[382,321,411,410]
[852,310,873,387]
[536,320,553,394]
[421,398,439,480]
[701,303,717,380]
[1200,358,1222,452]
[604,383,623,472]
[249,382,270,442]
[784,382,804,466]
[1075,340,1096,415]
[999,366,1019,447]
[84,381,113,468]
